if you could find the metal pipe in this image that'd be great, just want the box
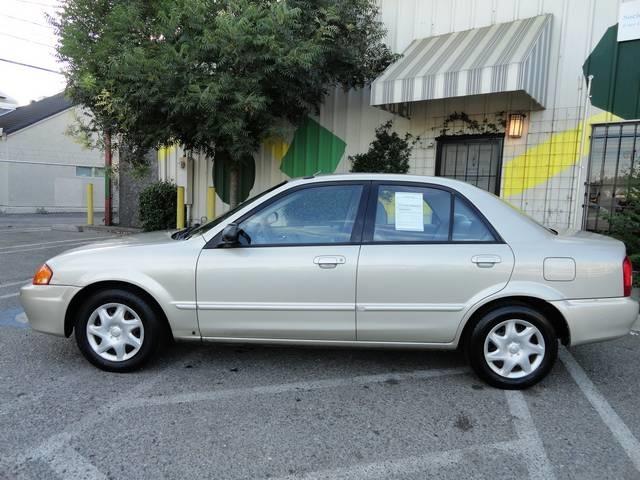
[207,186,216,221]
[176,186,185,229]
[578,74,594,229]
[86,183,94,226]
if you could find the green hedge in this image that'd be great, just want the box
[139,181,177,231]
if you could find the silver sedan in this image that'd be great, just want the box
[20,174,638,389]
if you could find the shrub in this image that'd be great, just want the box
[139,181,177,231]
[350,120,418,174]
[605,166,640,286]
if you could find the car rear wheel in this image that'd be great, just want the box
[466,304,558,389]
[74,289,162,372]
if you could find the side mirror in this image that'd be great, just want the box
[221,223,240,245]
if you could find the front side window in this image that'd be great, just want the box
[372,185,451,242]
[237,184,363,246]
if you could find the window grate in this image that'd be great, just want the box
[585,122,639,232]
[435,135,504,195]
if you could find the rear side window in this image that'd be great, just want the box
[369,184,497,243]
[452,196,496,242]
[372,185,451,242]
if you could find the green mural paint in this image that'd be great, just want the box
[279,117,347,178]
[213,152,256,204]
[583,24,640,120]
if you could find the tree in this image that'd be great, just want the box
[350,120,418,173]
[54,0,398,206]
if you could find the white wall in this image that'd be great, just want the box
[0,107,114,214]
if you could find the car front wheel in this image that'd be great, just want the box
[467,304,558,389]
[74,289,162,372]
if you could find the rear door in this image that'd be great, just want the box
[355,182,514,343]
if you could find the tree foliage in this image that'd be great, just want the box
[350,120,418,174]
[54,0,398,196]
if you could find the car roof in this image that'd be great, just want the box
[287,173,471,188]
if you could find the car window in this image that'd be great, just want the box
[372,185,451,242]
[452,196,496,241]
[237,184,363,245]
[184,181,287,239]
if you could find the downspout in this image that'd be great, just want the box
[577,74,594,230]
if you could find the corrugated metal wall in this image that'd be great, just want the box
[161,0,626,229]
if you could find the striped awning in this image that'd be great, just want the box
[371,14,552,109]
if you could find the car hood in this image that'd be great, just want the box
[54,231,182,258]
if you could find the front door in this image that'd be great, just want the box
[356,182,514,343]
[196,182,368,340]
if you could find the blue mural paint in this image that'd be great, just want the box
[0,307,29,329]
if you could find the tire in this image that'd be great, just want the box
[74,289,164,372]
[466,304,558,389]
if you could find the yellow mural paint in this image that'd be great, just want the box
[157,145,178,163]
[265,137,290,164]
[503,111,621,198]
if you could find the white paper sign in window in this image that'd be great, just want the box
[394,192,424,231]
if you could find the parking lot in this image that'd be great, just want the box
[1,215,640,479]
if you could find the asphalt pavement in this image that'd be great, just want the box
[1,215,640,479]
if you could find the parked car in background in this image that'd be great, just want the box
[21,174,638,389]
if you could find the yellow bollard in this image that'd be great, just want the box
[176,186,185,229]
[207,187,216,221]
[86,183,94,225]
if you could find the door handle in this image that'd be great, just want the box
[314,255,346,269]
[471,255,501,268]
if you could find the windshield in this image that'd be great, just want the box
[183,181,287,239]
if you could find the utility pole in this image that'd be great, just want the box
[104,132,112,226]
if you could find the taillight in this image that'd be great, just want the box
[33,264,53,285]
[623,256,633,297]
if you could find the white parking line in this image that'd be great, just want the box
[10,373,164,479]
[0,227,51,234]
[38,440,108,480]
[0,292,19,300]
[0,240,107,255]
[277,439,520,480]
[0,279,30,289]
[559,348,640,472]
[122,367,470,409]
[0,236,109,250]
[502,390,555,479]
[0,236,110,252]
[276,389,554,480]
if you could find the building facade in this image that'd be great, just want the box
[0,93,113,214]
[160,0,640,231]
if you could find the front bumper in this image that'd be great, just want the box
[20,284,81,337]
[550,297,639,346]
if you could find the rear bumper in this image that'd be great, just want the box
[20,284,80,337]
[550,297,639,346]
